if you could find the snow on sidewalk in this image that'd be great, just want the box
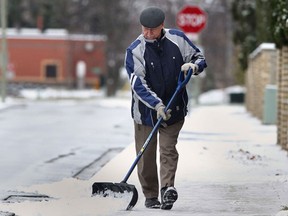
[1,105,288,216]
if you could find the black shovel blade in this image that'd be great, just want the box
[92,182,138,210]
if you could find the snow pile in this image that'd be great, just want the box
[199,85,245,105]
[198,88,227,104]
[19,88,104,100]
[1,86,244,107]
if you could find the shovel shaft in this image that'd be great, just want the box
[121,68,193,183]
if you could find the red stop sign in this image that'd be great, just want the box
[177,6,207,33]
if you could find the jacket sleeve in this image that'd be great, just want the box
[179,31,207,73]
[125,46,163,110]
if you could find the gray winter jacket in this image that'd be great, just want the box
[125,28,207,127]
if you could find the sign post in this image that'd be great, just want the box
[1,0,7,103]
[176,6,207,34]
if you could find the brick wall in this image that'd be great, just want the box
[2,29,107,87]
[277,46,288,150]
[245,43,277,121]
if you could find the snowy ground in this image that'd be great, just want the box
[0,88,288,215]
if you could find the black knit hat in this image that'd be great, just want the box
[140,7,165,28]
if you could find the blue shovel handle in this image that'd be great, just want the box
[165,68,193,112]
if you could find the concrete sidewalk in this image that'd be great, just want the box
[91,105,288,215]
[1,105,288,216]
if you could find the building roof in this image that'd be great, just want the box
[0,28,107,41]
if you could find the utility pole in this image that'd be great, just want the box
[1,0,7,103]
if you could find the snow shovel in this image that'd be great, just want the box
[92,68,193,210]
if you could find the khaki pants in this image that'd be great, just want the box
[134,120,184,199]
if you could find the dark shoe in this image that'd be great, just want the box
[145,197,161,209]
[161,186,178,210]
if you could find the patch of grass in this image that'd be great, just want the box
[281,205,288,211]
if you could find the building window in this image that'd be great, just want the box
[41,60,62,81]
[45,64,57,79]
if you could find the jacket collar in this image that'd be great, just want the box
[142,28,166,43]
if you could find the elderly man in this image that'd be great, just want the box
[125,6,207,210]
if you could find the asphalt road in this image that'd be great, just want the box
[0,98,133,199]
